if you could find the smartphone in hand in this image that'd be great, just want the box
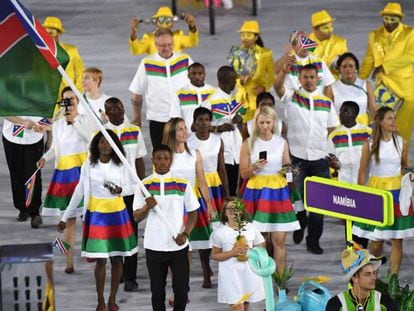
[259,151,267,160]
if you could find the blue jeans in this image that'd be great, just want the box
[291,155,330,246]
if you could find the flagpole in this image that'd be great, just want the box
[9,0,177,238]
[25,166,41,185]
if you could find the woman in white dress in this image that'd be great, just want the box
[211,197,265,310]
[354,106,414,274]
[163,118,215,289]
[331,52,376,125]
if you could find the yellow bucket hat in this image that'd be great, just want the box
[341,249,382,282]
[311,10,335,27]
[153,6,174,18]
[42,16,65,34]
[380,2,404,17]
[238,20,260,34]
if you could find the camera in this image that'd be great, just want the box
[59,98,72,108]
[103,180,121,194]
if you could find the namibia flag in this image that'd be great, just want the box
[0,0,69,117]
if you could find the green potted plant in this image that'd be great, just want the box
[273,266,295,293]
[232,198,248,262]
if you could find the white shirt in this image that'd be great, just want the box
[280,88,339,160]
[188,134,221,173]
[332,78,369,115]
[78,93,110,135]
[129,52,193,122]
[172,83,215,133]
[133,172,199,252]
[105,120,147,195]
[328,124,372,184]
[2,117,44,144]
[370,136,402,177]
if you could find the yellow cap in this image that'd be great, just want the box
[238,20,260,34]
[311,10,335,27]
[153,7,174,18]
[380,2,404,17]
[42,16,65,34]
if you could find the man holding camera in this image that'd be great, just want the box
[129,6,198,56]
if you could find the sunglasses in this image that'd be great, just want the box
[153,16,179,25]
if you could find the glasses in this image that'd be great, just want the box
[383,16,400,24]
[153,16,179,25]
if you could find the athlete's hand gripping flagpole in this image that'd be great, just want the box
[8,0,178,238]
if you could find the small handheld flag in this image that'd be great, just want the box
[291,30,318,53]
[38,118,52,126]
[24,167,40,208]
[53,237,70,255]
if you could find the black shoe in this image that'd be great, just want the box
[16,211,29,222]
[293,228,305,244]
[124,280,139,292]
[31,215,42,229]
[306,243,323,255]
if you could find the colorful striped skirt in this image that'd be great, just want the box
[205,171,225,225]
[188,186,212,249]
[242,174,300,232]
[42,153,87,217]
[353,175,414,240]
[82,196,138,258]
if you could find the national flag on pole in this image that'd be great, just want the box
[0,0,69,117]
[290,30,318,53]
[53,237,70,255]
[24,169,37,208]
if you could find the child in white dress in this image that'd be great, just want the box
[211,197,265,310]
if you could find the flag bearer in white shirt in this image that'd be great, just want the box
[133,144,199,310]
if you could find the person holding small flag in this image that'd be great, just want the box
[274,63,339,254]
[203,66,244,196]
[2,116,45,228]
[274,30,335,98]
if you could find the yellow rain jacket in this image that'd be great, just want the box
[360,23,414,141]
[59,42,85,94]
[235,45,274,122]
[308,33,348,78]
[129,29,198,55]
